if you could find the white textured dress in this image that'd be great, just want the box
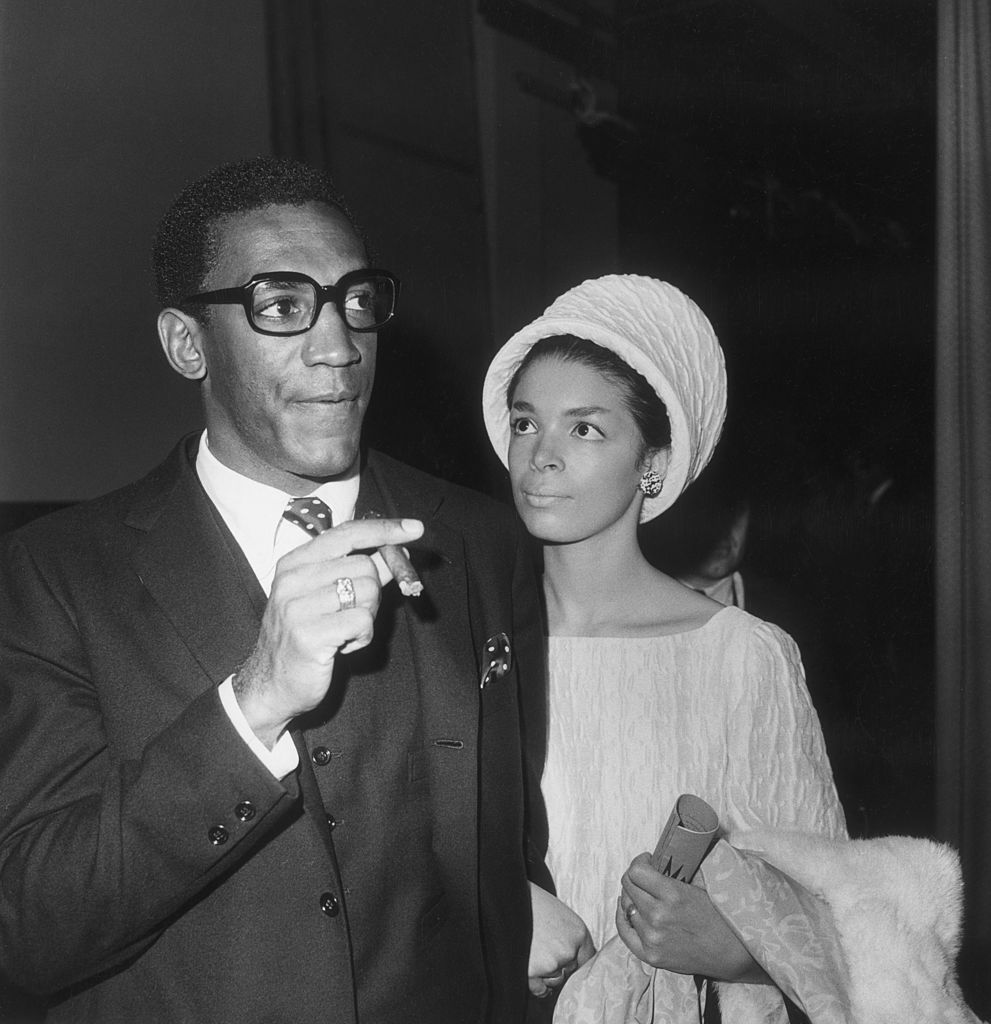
[543,605,846,949]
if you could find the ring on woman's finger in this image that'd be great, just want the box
[335,576,356,611]
[625,904,639,924]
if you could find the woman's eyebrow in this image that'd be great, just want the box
[563,405,610,417]
[510,400,613,416]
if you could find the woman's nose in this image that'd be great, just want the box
[531,437,562,471]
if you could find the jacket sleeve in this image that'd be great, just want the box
[0,533,300,996]
[509,524,554,893]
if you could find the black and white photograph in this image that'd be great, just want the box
[0,2,987,1022]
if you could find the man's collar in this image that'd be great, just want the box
[195,432,360,579]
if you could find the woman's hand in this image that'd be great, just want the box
[616,853,768,983]
[528,882,596,998]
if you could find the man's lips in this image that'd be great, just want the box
[292,393,359,407]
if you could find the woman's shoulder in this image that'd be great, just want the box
[705,606,808,695]
[637,601,795,648]
[706,603,799,648]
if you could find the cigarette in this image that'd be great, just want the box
[359,508,424,597]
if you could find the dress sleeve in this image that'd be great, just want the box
[723,618,848,839]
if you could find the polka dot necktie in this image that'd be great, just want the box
[283,496,333,536]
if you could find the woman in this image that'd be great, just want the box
[482,275,847,1018]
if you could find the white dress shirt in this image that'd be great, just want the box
[693,570,746,609]
[195,431,360,778]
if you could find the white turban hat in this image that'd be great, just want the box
[482,275,727,521]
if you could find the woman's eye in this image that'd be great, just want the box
[510,416,536,435]
[573,421,602,439]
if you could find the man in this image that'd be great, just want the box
[0,157,576,1022]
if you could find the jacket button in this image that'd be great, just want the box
[326,814,337,830]
[207,824,229,846]
[235,801,255,822]
[311,746,332,766]
[319,891,340,917]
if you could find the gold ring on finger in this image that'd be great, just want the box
[335,576,356,611]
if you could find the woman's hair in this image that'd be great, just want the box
[506,335,671,453]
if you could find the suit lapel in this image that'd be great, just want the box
[358,452,481,726]
[124,443,487,717]
[127,439,263,688]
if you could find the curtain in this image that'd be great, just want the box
[264,0,333,167]
[935,0,991,1014]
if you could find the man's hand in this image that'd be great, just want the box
[234,517,424,747]
[528,882,595,998]
[616,852,768,983]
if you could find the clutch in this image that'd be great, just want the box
[651,793,719,883]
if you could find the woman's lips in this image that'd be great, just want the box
[521,490,568,508]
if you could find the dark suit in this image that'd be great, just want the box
[0,435,547,1023]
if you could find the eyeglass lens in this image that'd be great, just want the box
[249,274,394,333]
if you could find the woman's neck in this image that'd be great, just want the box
[541,528,653,636]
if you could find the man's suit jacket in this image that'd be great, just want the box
[0,435,548,1024]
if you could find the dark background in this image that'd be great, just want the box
[0,1,934,836]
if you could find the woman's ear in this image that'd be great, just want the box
[642,445,671,481]
[158,309,207,381]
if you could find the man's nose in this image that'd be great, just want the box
[300,305,362,366]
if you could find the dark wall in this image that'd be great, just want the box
[0,1,269,502]
[612,0,936,838]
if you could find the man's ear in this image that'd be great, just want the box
[706,507,750,578]
[725,506,750,564]
[158,309,207,381]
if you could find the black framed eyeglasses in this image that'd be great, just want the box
[180,268,400,336]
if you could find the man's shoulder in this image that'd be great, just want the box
[364,449,515,526]
[2,437,194,556]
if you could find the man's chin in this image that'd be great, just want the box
[289,442,361,483]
